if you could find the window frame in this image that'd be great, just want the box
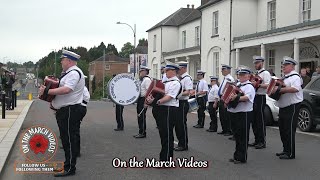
[105,64,110,70]
[268,0,277,30]
[153,64,158,78]
[195,26,200,46]
[268,49,276,67]
[153,35,157,52]
[301,0,311,22]
[182,30,187,49]
[213,52,220,79]
[212,11,219,36]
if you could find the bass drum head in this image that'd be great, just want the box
[108,73,140,106]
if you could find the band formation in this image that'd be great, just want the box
[38,50,303,176]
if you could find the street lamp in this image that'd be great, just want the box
[116,21,137,77]
[51,49,57,77]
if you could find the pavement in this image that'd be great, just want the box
[1,100,320,180]
[0,100,33,173]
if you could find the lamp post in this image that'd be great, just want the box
[116,22,137,77]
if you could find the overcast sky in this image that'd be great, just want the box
[0,0,200,63]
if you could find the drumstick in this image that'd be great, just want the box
[138,107,147,117]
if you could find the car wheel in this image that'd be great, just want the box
[298,107,315,132]
[264,106,273,126]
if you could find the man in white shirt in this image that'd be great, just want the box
[39,50,85,177]
[193,70,209,128]
[174,62,193,151]
[249,56,271,149]
[217,64,234,136]
[207,76,219,132]
[149,64,181,163]
[228,66,255,164]
[274,57,303,160]
[134,66,152,138]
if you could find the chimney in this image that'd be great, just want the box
[192,4,195,9]
[187,4,190,8]
[201,0,210,5]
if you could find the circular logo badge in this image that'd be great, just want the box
[20,125,58,163]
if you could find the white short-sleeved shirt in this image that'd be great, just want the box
[208,84,219,102]
[52,66,85,109]
[178,73,193,100]
[276,71,303,108]
[81,86,90,107]
[140,76,152,97]
[196,79,209,97]
[218,74,235,97]
[227,80,255,113]
[161,73,167,83]
[160,76,181,107]
[256,68,271,95]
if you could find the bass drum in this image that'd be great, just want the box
[108,73,141,106]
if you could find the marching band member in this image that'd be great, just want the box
[249,56,271,149]
[228,66,255,164]
[217,64,234,136]
[150,64,181,162]
[193,70,208,128]
[207,76,219,132]
[39,50,85,177]
[174,62,193,151]
[275,57,303,159]
[113,74,125,131]
[134,66,152,138]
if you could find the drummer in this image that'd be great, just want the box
[207,76,219,132]
[134,65,152,138]
[193,70,208,128]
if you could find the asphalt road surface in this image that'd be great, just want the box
[1,100,320,180]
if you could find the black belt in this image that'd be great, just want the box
[256,94,266,96]
[82,100,88,104]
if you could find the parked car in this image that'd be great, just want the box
[264,95,279,125]
[298,76,320,132]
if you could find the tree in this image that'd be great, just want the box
[119,42,134,58]
[106,43,119,55]
[138,38,148,46]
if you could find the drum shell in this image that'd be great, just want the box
[188,98,199,112]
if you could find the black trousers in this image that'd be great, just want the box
[175,100,189,148]
[76,105,87,155]
[137,97,147,135]
[219,100,231,133]
[279,103,301,158]
[253,95,266,144]
[230,111,252,162]
[115,104,124,129]
[5,90,12,108]
[208,102,218,131]
[155,106,178,161]
[196,96,207,127]
[56,104,85,172]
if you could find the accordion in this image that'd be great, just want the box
[267,77,284,101]
[145,79,165,107]
[39,76,59,102]
[250,74,263,89]
[221,82,243,108]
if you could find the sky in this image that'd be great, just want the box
[0,0,200,64]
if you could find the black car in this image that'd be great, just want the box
[298,76,320,132]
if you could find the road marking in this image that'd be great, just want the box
[268,126,320,138]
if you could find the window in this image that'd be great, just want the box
[105,64,110,70]
[153,64,158,78]
[268,50,275,67]
[213,52,220,78]
[195,26,200,46]
[182,31,187,49]
[268,1,276,30]
[212,11,219,35]
[153,35,157,52]
[302,0,311,22]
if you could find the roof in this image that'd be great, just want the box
[147,8,201,32]
[198,0,224,10]
[93,54,129,63]
[233,19,320,42]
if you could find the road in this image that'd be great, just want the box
[1,100,320,180]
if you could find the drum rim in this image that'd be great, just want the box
[107,73,140,106]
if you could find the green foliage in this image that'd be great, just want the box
[119,42,134,58]
[138,38,148,46]
[91,76,111,100]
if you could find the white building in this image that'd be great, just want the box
[148,0,320,81]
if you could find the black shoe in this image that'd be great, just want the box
[193,124,204,128]
[279,154,295,159]
[206,129,217,132]
[228,136,235,141]
[233,160,246,164]
[223,132,232,136]
[248,142,258,147]
[54,171,75,177]
[276,152,286,156]
[114,128,124,131]
[255,143,266,149]
[174,146,188,151]
[217,131,226,135]
[134,134,146,138]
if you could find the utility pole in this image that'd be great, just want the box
[103,49,106,98]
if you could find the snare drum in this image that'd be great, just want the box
[188,98,199,112]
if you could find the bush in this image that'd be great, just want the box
[92,76,111,100]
